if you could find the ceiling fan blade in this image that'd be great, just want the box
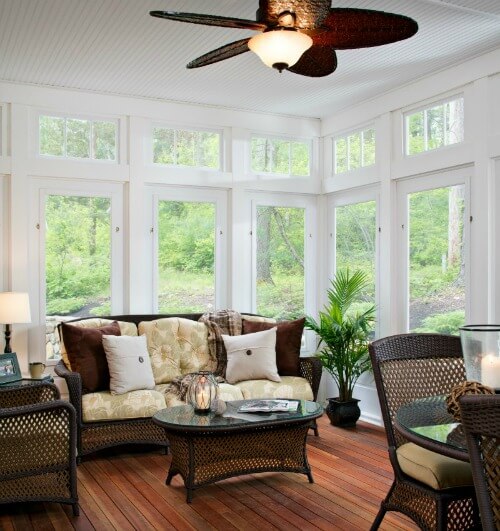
[287,46,337,77]
[314,8,418,49]
[187,38,251,69]
[257,0,331,29]
[150,11,267,31]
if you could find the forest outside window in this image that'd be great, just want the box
[405,96,464,155]
[153,127,221,170]
[39,115,117,161]
[334,127,375,175]
[250,136,310,177]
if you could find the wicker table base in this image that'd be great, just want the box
[153,400,323,503]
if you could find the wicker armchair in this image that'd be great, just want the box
[459,394,500,531]
[0,381,79,516]
[369,333,479,531]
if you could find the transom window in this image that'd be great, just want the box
[405,96,464,156]
[250,136,310,176]
[334,127,375,175]
[39,115,117,161]
[153,127,221,169]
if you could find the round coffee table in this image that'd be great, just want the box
[153,399,323,502]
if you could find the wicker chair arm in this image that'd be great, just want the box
[55,360,83,427]
[299,356,323,401]
[0,400,77,476]
[0,382,60,408]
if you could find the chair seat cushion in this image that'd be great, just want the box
[235,376,313,401]
[397,443,473,490]
[82,390,166,422]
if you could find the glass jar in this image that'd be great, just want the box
[186,371,218,413]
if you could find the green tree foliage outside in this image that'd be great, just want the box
[334,128,375,174]
[256,206,305,320]
[251,137,310,176]
[157,200,215,313]
[45,195,111,316]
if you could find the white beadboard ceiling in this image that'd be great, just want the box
[0,0,499,119]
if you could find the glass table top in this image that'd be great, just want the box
[153,399,323,432]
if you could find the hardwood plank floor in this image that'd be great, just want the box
[0,417,417,530]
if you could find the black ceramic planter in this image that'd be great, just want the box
[325,397,361,427]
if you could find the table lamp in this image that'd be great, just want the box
[0,292,32,353]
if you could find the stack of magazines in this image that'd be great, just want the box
[238,399,299,413]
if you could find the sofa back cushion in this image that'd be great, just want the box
[139,317,215,384]
[59,318,138,370]
[61,320,121,393]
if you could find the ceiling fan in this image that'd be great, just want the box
[150,1,418,77]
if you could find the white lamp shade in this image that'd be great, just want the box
[0,292,32,324]
[248,30,313,69]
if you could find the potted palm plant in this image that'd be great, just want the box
[305,269,375,427]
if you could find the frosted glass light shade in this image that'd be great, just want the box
[248,29,313,70]
[0,292,31,324]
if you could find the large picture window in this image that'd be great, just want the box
[250,136,310,177]
[39,115,117,161]
[405,96,464,155]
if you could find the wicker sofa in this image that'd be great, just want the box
[55,313,322,460]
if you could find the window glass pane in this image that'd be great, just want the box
[45,195,111,360]
[251,137,270,173]
[362,128,376,167]
[335,138,347,174]
[153,127,175,165]
[291,141,310,176]
[39,116,65,157]
[408,185,465,334]
[427,105,445,151]
[445,98,464,145]
[176,130,196,166]
[256,206,304,319]
[66,119,90,159]
[158,200,215,312]
[335,201,376,325]
[407,111,424,155]
[197,131,220,169]
[272,139,290,174]
[348,133,361,170]
[93,121,116,160]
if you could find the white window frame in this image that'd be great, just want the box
[327,186,380,338]
[250,192,317,353]
[332,125,376,176]
[35,110,120,163]
[29,178,124,365]
[148,186,228,313]
[397,169,471,333]
[403,94,464,157]
[248,133,312,178]
[151,124,224,171]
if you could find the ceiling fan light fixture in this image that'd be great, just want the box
[248,28,312,72]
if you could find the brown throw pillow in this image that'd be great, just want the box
[61,321,121,393]
[242,317,305,376]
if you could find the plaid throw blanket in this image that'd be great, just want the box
[163,310,242,402]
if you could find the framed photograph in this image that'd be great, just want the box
[0,352,22,385]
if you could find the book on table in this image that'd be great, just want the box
[238,400,299,413]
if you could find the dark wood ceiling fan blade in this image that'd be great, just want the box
[315,8,418,49]
[187,38,251,69]
[150,11,267,31]
[287,46,337,77]
[257,0,331,29]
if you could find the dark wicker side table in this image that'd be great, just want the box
[153,399,323,503]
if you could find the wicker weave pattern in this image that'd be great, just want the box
[0,383,78,515]
[459,394,500,531]
[369,333,479,531]
[299,357,322,401]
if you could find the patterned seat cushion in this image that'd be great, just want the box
[155,382,244,407]
[82,390,166,422]
[235,376,313,401]
[139,318,216,384]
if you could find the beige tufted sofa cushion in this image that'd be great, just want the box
[235,376,313,401]
[59,318,138,370]
[139,317,215,384]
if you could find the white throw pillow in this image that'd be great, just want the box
[102,335,155,395]
[222,327,281,385]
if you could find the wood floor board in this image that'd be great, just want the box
[0,417,420,531]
